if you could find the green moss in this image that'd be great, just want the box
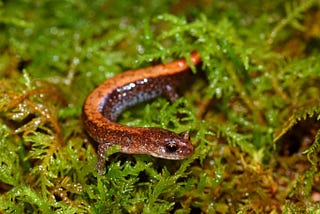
[1,0,320,213]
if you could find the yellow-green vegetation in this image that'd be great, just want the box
[1,0,320,213]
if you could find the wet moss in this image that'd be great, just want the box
[0,0,320,213]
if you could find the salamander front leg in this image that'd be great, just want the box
[164,84,179,102]
[94,143,110,175]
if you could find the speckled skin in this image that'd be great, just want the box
[82,51,201,174]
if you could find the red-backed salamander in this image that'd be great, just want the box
[82,51,201,174]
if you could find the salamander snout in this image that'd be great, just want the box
[163,137,194,159]
[158,131,194,160]
[143,128,194,160]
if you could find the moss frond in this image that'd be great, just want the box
[274,100,320,142]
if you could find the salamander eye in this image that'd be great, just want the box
[165,140,178,153]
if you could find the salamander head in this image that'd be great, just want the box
[143,128,194,160]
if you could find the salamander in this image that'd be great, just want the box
[82,51,201,174]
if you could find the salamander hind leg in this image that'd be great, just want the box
[94,143,110,175]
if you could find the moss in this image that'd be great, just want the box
[1,0,320,213]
